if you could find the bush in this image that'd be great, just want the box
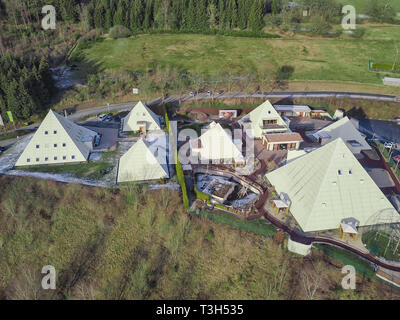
[310,16,332,35]
[350,28,366,39]
[109,25,132,39]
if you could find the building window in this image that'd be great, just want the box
[27,158,30,163]
[54,144,57,148]
[71,155,75,160]
[54,130,57,134]
[36,158,39,162]
[349,169,353,175]
[54,156,57,161]
[63,156,66,160]
[45,131,48,135]
[45,157,48,161]
[62,143,66,147]
[36,145,40,149]
[263,119,277,126]
[338,170,342,175]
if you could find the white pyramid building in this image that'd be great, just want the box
[117,138,169,183]
[238,100,289,138]
[15,110,98,166]
[312,117,371,155]
[266,138,399,232]
[190,122,244,164]
[123,101,161,132]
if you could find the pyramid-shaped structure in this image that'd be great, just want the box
[238,100,288,138]
[123,101,161,132]
[266,138,399,232]
[15,110,98,166]
[190,122,244,164]
[313,117,371,154]
[117,138,169,183]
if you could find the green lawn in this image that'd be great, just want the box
[347,0,400,13]
[0,129,35,142]
[17,161,113,180]
[78,32,400,85]
[362,231,400,261]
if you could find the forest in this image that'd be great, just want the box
[0,0,397,123]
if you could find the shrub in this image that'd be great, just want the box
[109,25,132,39]
[350,28,366,39]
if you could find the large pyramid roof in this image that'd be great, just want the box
[15,110,97,166]
[238,100,288,138]
[123,101,161,132]
[313,117,371,154]
[117,138,169,182]
[266,138,399,232]
[191,122,244,163]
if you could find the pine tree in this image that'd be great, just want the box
[130,0,144,31]
[94,4,106,29]
[230,0,238,29]
[271,0,279,15]
[248,0,264,31]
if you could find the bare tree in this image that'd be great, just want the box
[300,261,323,300]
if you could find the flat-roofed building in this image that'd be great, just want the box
[274,105,311,117]
[262,132,303,151]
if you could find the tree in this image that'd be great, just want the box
[271,0,280,15]
[366,0,396,23]
[109,25,132,39]
[130,0,144,31]
[207,2,218,28]
[94,4,106,29]
[248,0,264,31]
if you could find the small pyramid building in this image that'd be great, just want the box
[190,122,244,164]
[312,117,371,155]
[15,110,98,167]
[266,138,399,232]
[238,100,289,138]
[123,101,161,132]
[117,138,169,183]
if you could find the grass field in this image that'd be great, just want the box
[0,176,397,299]
[362,231,400,261]
[347,0,400,13]
[78,32,400,85]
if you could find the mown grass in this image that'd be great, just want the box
[79,32,400,85]
[0,177,397,300]
[347,0,400,13]
[0,129,35,142]
[16,162,113,180]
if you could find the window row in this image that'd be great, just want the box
[36,143,67,148]
[26,155,76,163]
[44,130,58,135]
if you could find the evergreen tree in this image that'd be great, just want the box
[248,0,264,31]
[94,4,106,29]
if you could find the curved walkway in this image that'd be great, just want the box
[197,163,400,272]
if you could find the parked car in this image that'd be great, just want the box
[94,134,102,147]
[207,90,212,96]
[189,91,195,97]
[105,115,112,122]
[98,114,107,121]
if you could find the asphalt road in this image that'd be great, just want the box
[357,119,400,148]
[1,90,399,148]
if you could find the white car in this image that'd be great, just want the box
[98,114,107,121]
